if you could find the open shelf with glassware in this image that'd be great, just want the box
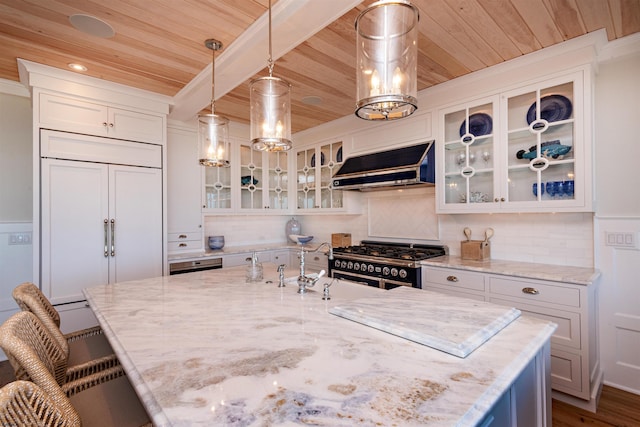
[437,70,592,213]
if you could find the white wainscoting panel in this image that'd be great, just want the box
[595,216,640,394]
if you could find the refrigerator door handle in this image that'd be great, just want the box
[104,219,109,257]
[110,219,115,257]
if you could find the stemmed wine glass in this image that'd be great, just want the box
[456,153,466,169]
[482,150,491,166]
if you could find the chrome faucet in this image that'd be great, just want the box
[297,242,333,294]
[277,264,286,287]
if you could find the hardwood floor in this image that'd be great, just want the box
[0,359,637,425]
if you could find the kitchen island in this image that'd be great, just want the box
[84,264,556,426]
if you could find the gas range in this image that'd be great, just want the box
[329,241,447,290]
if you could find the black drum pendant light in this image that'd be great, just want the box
[250,0,292,152]
[355,0,419,121]
[198,39,230,167]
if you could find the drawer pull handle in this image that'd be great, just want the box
[179,243,187,247]
[522,287,539,295]
[446,275,458,282]
[178,234,187,239]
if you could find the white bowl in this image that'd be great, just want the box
[289,234,314,244]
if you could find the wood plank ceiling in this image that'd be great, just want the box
[1,0,639,133]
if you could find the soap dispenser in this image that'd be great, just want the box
[246,252,263,282]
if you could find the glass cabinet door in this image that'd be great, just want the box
[297,148,315,209]
[266,150,288,210]
[203,164,231,210]
[240,144,263,209]
[319,141,343,209]
[505,81,575,204]
[442,99,496,208]
[296,141,343,210]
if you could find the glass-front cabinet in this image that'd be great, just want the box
[203,140,288,213]
[440,96,498,212]
[239,143,288,211]
[203,161,232,211]
[437,71,591,213]
[296,141,344,211]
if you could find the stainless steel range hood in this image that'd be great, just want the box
[332,141,435,191]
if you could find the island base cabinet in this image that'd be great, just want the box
[478,341,552,427]
[56,301,100,336]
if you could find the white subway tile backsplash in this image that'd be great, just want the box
[204,198,594,268]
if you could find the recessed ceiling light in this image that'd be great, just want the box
[69,14,115,38]
[302,96,323,106]
[68,63,88,72]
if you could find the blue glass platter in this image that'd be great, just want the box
[526,94,572,124]
[459,113,493,137]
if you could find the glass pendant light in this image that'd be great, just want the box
[355,0,419,121]
[198,39,230,167]
[250,0,292,152]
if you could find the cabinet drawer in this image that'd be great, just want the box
[168,240,201,252]
[490,297,581,349]
[422,267,485,292]
[550,349,583,395]
[423,285,487,302]
[168,232,201,242]
[489,277,580,307]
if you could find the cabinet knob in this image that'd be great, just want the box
[109,123,114,128]
[522,287,539,295]
[102,122,108,127]
[446,275,458,282]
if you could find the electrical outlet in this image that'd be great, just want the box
[8,232,32,245]
[605,231,638,249]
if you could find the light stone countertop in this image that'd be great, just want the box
[422,256,600,285]
[84,264,555,427]
[168,241,299,262]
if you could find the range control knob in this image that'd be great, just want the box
[399,269,408,279]
[368,264,375,273]
[334,260,341,268]
[340,260,347,268]
[382,266,390,276]
[356,263,362,271]
[347,261,353,270]
[390,268,398,277]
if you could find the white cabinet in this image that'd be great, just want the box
[40,131,163,305]
[422,265,600,405]
[167,125,203,254]
[239,143,289,211]
[38,92,165,144]
[437,70,592,213]
[295,140,344,211]
[203,140,289,213]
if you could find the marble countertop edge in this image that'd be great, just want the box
[422,256,600,285]
[83,289,170,427]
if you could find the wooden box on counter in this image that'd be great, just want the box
[461,240,490,260]
[332,233,352,248]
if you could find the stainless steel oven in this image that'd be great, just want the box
[329,241,447,289]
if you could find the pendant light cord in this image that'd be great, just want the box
[267,0,274,77]
[211,44,216,114]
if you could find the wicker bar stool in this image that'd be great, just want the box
[0,380,81,426]
[0,312,151,427]
[13,282,114,367]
